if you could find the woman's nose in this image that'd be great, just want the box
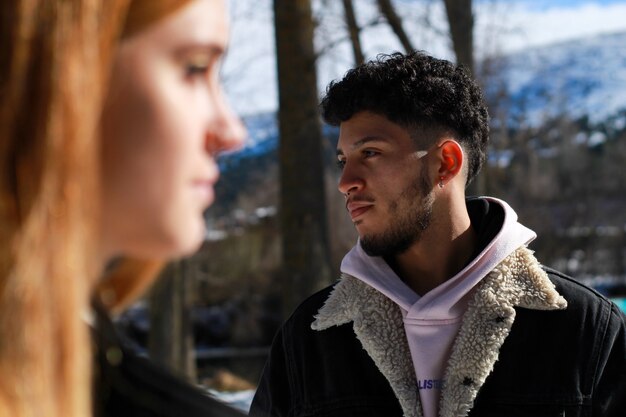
[206,90,247,155]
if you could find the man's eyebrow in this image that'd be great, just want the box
[336,136,389,156]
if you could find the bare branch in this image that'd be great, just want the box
[341,0,365,65]
[315,16,385,59]
[376,0,415,53]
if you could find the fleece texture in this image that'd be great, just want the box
[339,197,536,417]
[312,247,567,417]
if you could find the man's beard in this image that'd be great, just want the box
[360,165,434,258]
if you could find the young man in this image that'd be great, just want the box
[250,52,626,417]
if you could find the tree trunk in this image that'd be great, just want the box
[376,0,414,53]
[148,260,196,381]
[442,0,484,195]
[342,0,365,65]
[273,0,332,317]
[443,0,474,74]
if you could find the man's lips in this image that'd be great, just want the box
[346,201,374,220]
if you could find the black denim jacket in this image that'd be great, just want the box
[251,268,626,417]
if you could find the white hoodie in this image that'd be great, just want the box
[340,197,536,417]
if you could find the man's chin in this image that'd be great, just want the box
[360,230,417,258]
[359,234,384,257]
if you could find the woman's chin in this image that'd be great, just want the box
[170,222,207,257]
[111,218,207,261]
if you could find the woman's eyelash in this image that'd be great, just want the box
[185,63,208,77]
[184,54,212,77]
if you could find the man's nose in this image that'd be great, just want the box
[338,162,364,196]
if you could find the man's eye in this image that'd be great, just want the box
[336,159,346,170]
[363,150,379,158]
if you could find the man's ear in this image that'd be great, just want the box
[437,140,464,184]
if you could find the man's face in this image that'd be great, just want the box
[336,111,435,257]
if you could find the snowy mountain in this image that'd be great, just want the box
[216,30,626,186]
[489,30,626,125]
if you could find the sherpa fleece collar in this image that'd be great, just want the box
[311,247,567,417]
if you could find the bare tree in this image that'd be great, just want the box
[376,0,415,53]
[149,260,196,381]
[441,0,485,194]
[443,0,474,74]
[342,0,365,65]
[273,0,332,316]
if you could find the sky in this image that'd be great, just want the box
[486,0,626,51]
[223,0,626,116]
[509,0,624,10]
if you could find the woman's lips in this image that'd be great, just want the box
[193,179,216,206]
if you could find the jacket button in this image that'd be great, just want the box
[106,347,123,366]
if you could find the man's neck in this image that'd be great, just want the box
[388,205,477,296]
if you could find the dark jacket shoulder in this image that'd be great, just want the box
[93,304,246,417]
[544,266,625,322]
[283,285,336,328]
[472,267,626,415]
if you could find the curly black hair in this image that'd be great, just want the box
[320,51,489,185]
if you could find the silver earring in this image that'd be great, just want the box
[438,177,444,189]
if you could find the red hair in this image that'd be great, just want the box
[0,1,191,416]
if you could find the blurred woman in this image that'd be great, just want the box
[0,1,246,416]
